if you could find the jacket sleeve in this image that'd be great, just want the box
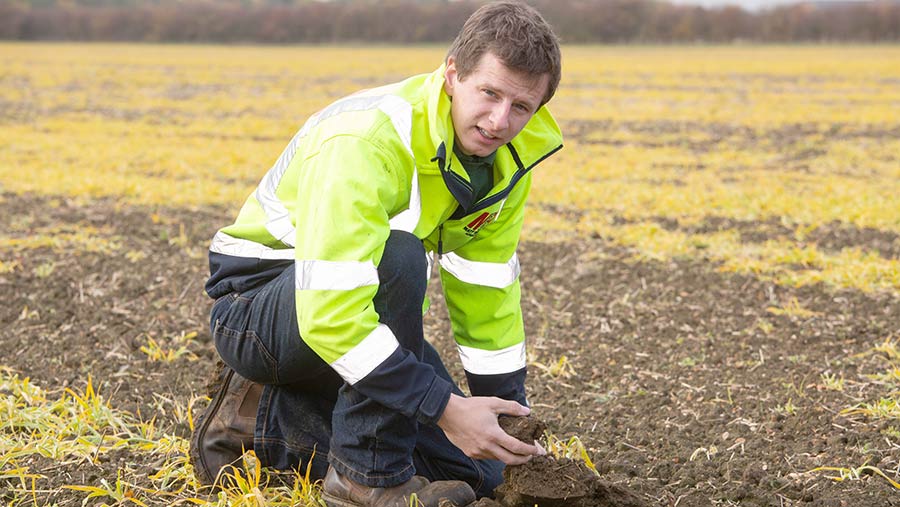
[293,135,453,425]
[438,173,532,406]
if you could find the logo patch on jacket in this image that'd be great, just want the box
[463,211,498,237]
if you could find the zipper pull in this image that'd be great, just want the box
[437,224,444,259]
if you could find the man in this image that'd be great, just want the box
[190,2,563,506]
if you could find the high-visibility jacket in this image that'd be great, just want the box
[206,65,563,426]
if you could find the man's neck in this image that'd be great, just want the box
[452,142,496,165]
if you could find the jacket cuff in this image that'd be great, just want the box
[415,375,453,426]
[465,367,528,407]
[350,346,453,426]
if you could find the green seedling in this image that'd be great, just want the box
[874,337,900,361]
[208,450,327,507]
[812,464,900,490]
[33,261,55,278]
[820,372,844,391]
[841,397,900,420]
[882,426,900,439]
[775,398,797,416]
[287,453,328,507]
[64,469,149,506]
[147,451,196,495]
[756,319,774,335]
[766,297,821,318]
[785,354,807,364]
[531,355,577,379]
[126,249,148,262]
[139,335,198,363]
[544,432,600,476]
[0,463,42,507]
[0,259,19,274]
[678,356,701,368]
[867,367,900,386]
[689,446,718,461]
[167,223,191,248]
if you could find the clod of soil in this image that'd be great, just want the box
[498,415,546,444]
[484,414,648,507]
[492,456,649,507]
[502,456,591,505]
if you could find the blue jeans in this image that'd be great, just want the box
[210,230,503,497]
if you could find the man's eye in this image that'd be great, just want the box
[484,89,497,97]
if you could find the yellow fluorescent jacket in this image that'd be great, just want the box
[206,65,563,421]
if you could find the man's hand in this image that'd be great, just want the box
[437,393,543,465]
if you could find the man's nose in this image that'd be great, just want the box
[489,103,510,132]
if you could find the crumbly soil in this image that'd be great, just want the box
[495,456,649,507]
[3,192,900,506]
[498,415,547,445]
[492,417,647,507]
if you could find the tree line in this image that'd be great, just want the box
[1,0,898,43]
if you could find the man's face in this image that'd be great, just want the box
[444,52,549,157]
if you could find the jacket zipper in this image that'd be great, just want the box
[434,141,564,244]
[467,143,564,215]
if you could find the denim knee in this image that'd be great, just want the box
[373,230,428,352]
[377,230,428,296]
[211,293,280,384]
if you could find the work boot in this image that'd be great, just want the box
[190,363,262,485]
[322,466,476,507]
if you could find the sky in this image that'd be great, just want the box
[668,0,865,9]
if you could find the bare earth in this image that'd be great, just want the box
[3,192,900,506]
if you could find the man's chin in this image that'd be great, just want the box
[465,142,496,157]
[456,133,500,157]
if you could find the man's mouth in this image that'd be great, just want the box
[477,127,498,140]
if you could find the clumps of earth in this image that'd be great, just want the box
[466,416,648,507]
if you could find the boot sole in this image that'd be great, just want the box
[189,364,235,486]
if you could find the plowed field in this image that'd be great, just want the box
[2,44,900,506]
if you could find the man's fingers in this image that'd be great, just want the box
[441,395,543,464]
[488,441,534,465]
[493,398,530,417]
[496,430,540,457]
[501,451,534,466]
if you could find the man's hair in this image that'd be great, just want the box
[446,1,561,106]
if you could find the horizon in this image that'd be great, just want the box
[668,0,878,9]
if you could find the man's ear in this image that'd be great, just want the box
[444,56,458,97]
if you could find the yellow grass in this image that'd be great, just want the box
[0,368,325,506]
[1,43,899,295]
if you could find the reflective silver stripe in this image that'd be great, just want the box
[255,93,418,246]
[209,231,294,260]
[376,94,414,157]
[331,324,400,385]
[295,260,379,291]
[440,252,521,289]
[425,251,435,280]
[381,94,419,233]
[457,342,526,375]
[389,165,420,233]
[255,128,304,246]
